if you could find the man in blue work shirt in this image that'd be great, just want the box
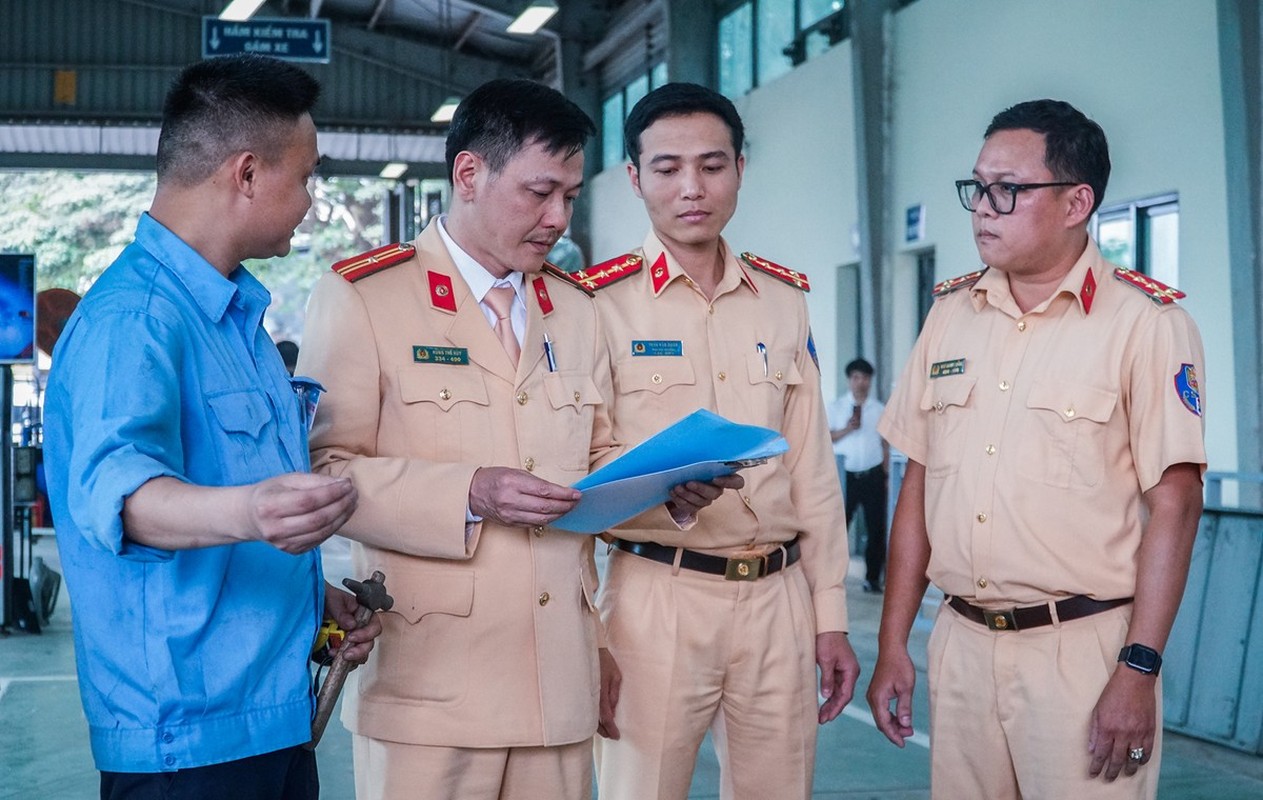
[44,55,380,799]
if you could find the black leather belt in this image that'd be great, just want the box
[947,594,1132,632]
[613,537,801,581]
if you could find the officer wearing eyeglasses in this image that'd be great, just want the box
[868,99,1206,799]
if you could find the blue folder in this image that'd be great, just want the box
[551,408,789,534]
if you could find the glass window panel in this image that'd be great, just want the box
[625,74,650,115]
[718,3,754,99]
[602,92,625,171]
[758,0,795,86]
[651,61,668,89]
[1097,214,1132,269]
[800,0,844,28]
[1145,204,1179,286]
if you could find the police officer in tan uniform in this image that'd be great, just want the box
[589,82,860,800]
[298,80,725,800]
[868,99,1207,799]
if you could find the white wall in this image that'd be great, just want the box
[587,0,1237,469]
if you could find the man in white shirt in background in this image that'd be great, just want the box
[828,358,889,593]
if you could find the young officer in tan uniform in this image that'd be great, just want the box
[868,99,1207,799]
[589,82,860,800]
[298,80,727,800]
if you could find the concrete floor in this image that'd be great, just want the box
[2,535,1262,799]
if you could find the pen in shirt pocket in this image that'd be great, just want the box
[543,332,558,372]
[756,342,768,376]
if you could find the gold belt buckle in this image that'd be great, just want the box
[724,555,764,581]
[983,608,1018,631]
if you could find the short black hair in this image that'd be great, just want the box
[623,83,745,168]
[156,54,320,187]
[845,358,874,377]
[985,99,1111,215]
[444,79,595,183]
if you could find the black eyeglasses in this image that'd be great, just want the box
[955,179,1079,215]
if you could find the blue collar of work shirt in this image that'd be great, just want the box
[43,213,323,773]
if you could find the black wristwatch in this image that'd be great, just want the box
[1118,643,1163,676]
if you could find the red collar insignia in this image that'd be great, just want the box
[427,271,457,313]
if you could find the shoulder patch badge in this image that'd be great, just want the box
[741,252,810,292]
[539,261,595,297]
[332,242,415,282]
[1113,268,1186,305]
[569,252,643,293]
[1174,363,1202,416]
[932,269,986,298]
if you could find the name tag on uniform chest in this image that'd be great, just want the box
[632,340,684,357]
[414,346,469,365]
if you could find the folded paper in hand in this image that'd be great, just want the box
[552,408,788,534]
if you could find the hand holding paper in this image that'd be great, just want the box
[552,409,789,534]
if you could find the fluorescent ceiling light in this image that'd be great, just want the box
[380,162,409,179]
[430,96,461,124]
[219,0,267,21]
[506,0,559,35]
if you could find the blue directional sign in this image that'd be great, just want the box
[202,16,332,64]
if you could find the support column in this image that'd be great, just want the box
[665,0,716,87]
[1218,0,1263,500]
[850,0,895,395]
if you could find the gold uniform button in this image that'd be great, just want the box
[524,457,535,472]
[708,306,715,315]
[516,391,528,405]
[978,577,988,589]
[999,380,1010,391]
[774,370,783,380]
[1064,407,1076,418]
[532,526,544,537]
[438,388,452,401]
[573,391,581,402]
[1017,320,1027,332]
[538,592,550,606]
[976,512,987,523]
[652,373,663,384]
[934,401,945,412]
[741,495,752,506]
[718,371,727,381]
[985,444,996,455]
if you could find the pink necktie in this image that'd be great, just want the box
[482,285,520,365]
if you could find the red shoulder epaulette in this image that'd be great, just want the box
[332,242,416,282]
[741,252,810,291]
[539,261,595,296]
[933,269,986,298]
[570,253,643,293]
[1113,268,1186,305]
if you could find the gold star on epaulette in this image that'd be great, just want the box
[539,261,595,296]
[741,252,810,291]
[571,253,644,292]
[1113,268,1186,305]
[933,269,986,298]
[332,242,416,282]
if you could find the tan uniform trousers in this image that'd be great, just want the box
[594,548,819,800]
[927,602,1160,800]
[352,735,592,800]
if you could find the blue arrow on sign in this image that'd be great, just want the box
[203,16,332,64]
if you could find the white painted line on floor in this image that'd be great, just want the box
[0,675,78,704]
[841,704,931,750]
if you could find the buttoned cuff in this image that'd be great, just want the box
[812,586,849,634]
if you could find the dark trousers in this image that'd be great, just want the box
[100,745,318,800]
[845,466,888,584]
